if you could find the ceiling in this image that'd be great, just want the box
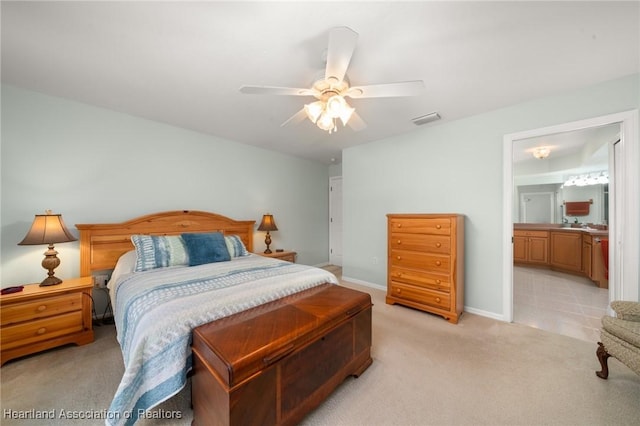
[2,1,638,164]
[513,123,620,185]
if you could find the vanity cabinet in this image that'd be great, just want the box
[549,231,582,273]
[514,226,608,287]
[513,230,548,265]
[583,234,609,288]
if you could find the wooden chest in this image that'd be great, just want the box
[191,283,373,426]
[386,214,465,324]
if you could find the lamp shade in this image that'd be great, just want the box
[18,212,77,246]
[257,214,278,232]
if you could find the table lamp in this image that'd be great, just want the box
[257,214,278,254]
[18,210,77,286]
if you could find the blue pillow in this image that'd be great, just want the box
[181,232,230,266]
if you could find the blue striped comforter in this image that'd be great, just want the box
[106,255,337,426]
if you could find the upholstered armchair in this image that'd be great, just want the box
[596,301,640,379]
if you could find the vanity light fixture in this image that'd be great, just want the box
[532,147,551,159]
[563,171,608,187]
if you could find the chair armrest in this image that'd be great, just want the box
[610,301,640,322]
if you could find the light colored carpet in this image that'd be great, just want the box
[2,275,639,425]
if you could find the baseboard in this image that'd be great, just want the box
[464,306,505,322]
[340,276,385,291]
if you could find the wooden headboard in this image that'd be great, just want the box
[76,210,255,276]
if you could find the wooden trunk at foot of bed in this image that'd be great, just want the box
[191,283,373,426]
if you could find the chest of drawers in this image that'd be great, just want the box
[386,214,465,324]
[1,277,94,365]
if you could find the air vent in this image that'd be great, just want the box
[412,112,441,126]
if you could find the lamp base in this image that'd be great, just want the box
[40,276,63,286]
[40,245,62,286]
[263,231,273,254]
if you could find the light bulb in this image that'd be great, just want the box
[304,101,324,123]
[338,105,355,126]
[316,112,334,131]
[326,95,346,118]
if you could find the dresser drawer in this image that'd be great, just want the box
[389,218,451,235]
[0,293,83,326]
[390,233,450,254]
[390,250,450,273]
[1,311,84,349]
[389,266,451,292]
[389,282,450,310]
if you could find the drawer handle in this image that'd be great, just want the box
[396,289,402,294]
[435,261,442,266]
[397,223,402,228]
[36,327,47,335]
[37,305,47,312]
[436,225,441,229]
[263,343,295,366]
[435,297,441,303]
[396,272,403,277]
[436,279,441,284]
[397,240,402,244]
[436,242,441,248]
[397,256,401,260]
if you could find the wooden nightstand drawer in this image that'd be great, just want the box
[256,251,297,263]
[1,276,94,366]
[1,311,84,349]
[1,293,83,326]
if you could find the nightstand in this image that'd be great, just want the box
[1,276,94,366]
[257,250,297,263]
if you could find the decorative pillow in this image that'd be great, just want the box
[131,235,189,272]
[181,232,231,266]
[225,235,250,257]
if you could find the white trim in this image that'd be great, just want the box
[503,110,639,322]
[464,306,505,322]
[341,275,385,291]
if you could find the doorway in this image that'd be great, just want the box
[503,110,640,327]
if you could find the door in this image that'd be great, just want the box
[520,192,554,223]
[329,177,343,266]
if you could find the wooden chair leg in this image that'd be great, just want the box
[596,342,610,379]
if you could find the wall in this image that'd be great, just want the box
[1,85,331,292]
[342,73,639,317]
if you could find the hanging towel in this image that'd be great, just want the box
[565,201,590,216]
[601,239,609,280]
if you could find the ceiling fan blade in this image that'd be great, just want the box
[240,85,316,96]
[347,111,367,131]
[325,26,358,84]
[346,80,425,98]
[281,108,308,127]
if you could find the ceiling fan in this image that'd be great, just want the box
[239,26,425,134]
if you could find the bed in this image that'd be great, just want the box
[76,210,372,426]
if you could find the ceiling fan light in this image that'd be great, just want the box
[304,101,324,123]
[338,105,355,126]
[305,102,324,123]
[316,112,334,131]
[326,95,347,118]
